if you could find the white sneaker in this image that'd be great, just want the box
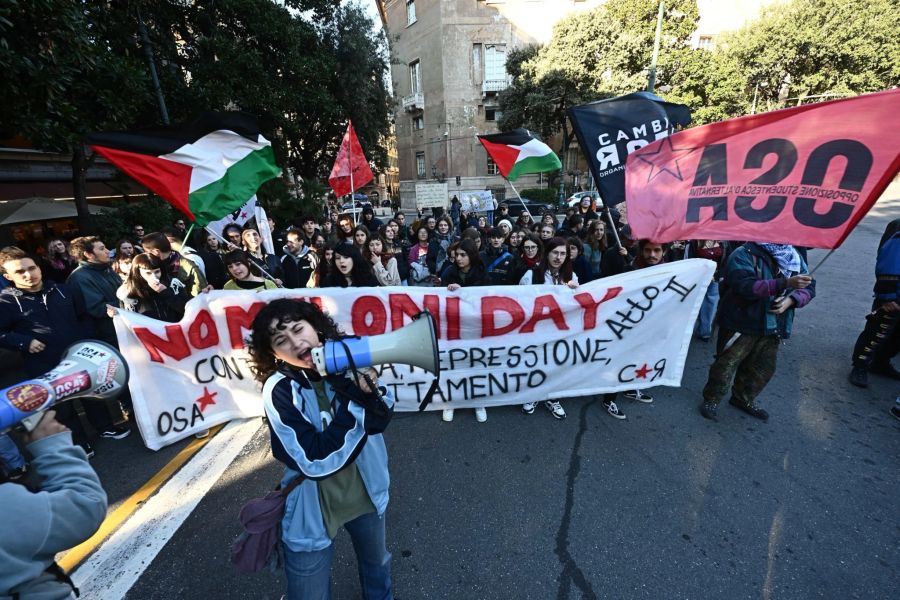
[545,400,566,419]
[602,400,626,420]
[522,402,536,414]
[623,390,654,403]
[442,409,454,422]
[474,407,487,422]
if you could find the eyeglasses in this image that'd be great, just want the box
[523,244,538,250]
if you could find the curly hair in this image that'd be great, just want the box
[246,299,342,383]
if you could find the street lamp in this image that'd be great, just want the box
[647,0,665,93]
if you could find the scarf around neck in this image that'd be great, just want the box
[759,243,800,274]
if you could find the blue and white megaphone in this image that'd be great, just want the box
[0,340,129,432]
[311,311,439,377]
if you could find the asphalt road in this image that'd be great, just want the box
[79,190,899,600]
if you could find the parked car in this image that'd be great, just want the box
[341,199,372,211]
[504,198,556,218]
[565,191,603,209]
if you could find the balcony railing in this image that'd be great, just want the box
[402,92,424,111]
[482,79,508,95]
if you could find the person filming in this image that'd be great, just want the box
[0,410,107,599]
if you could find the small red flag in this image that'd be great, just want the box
[328,121,374,197]
[625,89,900,249]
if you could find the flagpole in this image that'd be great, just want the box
[505,179,534,223]
[808,248,836,276]
[348,121,356,226]
[183,222,196,246]
[604,206,623,248]
[204,226,283,287]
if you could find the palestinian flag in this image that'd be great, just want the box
[86,112,281,226]
[477,128,561,181]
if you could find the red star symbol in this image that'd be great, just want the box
[634,364,652,379]
[635,136,697,182]
[240,211,247,219]
[196,386,218,412]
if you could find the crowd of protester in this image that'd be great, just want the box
[0,196,896,599]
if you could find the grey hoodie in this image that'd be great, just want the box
[0,432,107,599]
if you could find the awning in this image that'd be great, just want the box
[0,197,108,226]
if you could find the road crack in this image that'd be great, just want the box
[554,398,599,600]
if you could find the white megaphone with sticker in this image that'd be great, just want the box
[0,340,129,432]
[311,311,439,376]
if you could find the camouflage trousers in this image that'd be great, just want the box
[702,329,780,406]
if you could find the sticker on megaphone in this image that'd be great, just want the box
[311,311,440,377]
[0,340,129,432]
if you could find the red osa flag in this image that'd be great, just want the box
[328,121,374,197]
[625,89,900,248]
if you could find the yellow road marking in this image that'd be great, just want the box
[58,425,225,572]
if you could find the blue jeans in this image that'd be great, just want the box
[284,511,393,600]
[0,433,25,473]
[695,280,720,338]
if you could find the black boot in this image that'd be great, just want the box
[848,366,869,388]
[699,401,719,421]
[729,398,769,421]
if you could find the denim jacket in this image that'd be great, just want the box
[718,243,815,339]
[263,367,394,552]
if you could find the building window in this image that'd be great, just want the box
[487,155,499,176]
[409,60,421,95]
[406,0,416,26]
[485,107,502,121]
[416,152,426,179]
[472,43,483,83]
[484,45,507,83]
[412,115,424,130]
[697,35,714,50]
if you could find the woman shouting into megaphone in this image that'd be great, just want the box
[247,299,395,600]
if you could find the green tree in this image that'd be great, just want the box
[721,0,900,112]
[499,0,699,197]
[664,48,749,125]
[0,0,392,230]
[0,0,156,230]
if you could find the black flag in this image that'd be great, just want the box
[568,92,691,206]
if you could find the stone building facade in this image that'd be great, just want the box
[378,0,606,209]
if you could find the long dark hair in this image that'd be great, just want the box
[352,225,370,249]
[314,240,338,286]
[456,239,483,271]
[324,244,378,287]
[246,299,343,383]
[533,237,574,284]
[125,253,171,300]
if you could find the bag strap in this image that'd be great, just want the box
[487,252,511,272]
[279,473,306,497]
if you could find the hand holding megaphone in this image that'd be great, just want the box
[0,340,129,432]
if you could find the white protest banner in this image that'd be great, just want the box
[459,190,493,213]
[114,259,713,450]
[415,182,448,209]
